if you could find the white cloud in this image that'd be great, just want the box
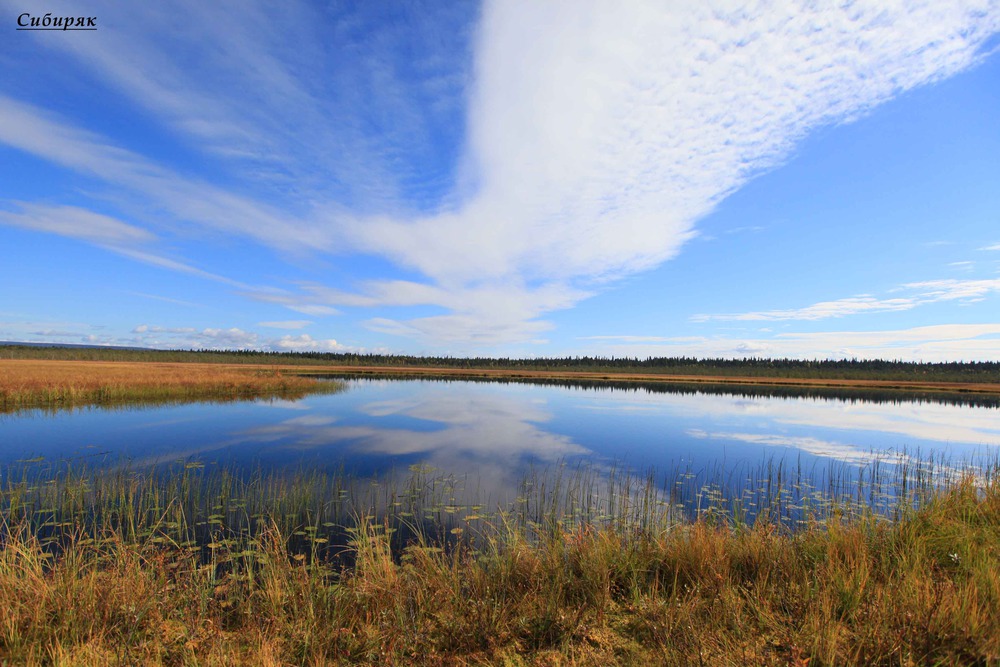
[734,341,772,355]
[197,328,260,348]
[346,1,1000,285]
[979,243,1000,251]
[123,325,260,350]
[316,1,1000,341]
[248,279,590,344]
[271,334,348,352]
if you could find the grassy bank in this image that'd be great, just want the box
[4,344,999,385]
[0,360,343,412]
[5,353,1000,403]
[1,461,998,665]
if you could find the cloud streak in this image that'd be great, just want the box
[693,279,1000,322]
[0,203,155,245]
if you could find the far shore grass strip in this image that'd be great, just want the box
[0,360,342,412]
[3,344,1000,385]
[4,358,1000,409]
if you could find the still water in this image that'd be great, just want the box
[0,379,1000,495]
[2,378,998,498]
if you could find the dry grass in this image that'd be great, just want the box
[0,359,341,411]
[1,465,998,666]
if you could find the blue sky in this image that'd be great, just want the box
[1,1,999,361]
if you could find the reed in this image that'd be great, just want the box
[1,454,998,665]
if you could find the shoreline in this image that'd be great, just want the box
[3,359,1000,403]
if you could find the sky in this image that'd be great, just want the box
[1,0,999,361]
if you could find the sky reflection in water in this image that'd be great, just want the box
[2,379,997,496]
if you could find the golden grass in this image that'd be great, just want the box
[0,360,341,411]
[1,469,998,666]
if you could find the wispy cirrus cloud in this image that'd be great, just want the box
[692,295,916,322]
[0,200,259,289]
[0,203,154,245]
[125,292,204,309]
[3,0,474,208]
[693,279,1000,322]
[0,94,338,253]
[905,279,1000,303]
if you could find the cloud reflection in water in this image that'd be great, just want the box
[233,389,592,499]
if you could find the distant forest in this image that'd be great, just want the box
[3,343,999,383]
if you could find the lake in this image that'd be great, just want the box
[3,377,997,510]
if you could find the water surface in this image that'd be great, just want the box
[3,378,997,500]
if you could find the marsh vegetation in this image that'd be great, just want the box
[5,344,999,386]
[0,360,343,413]
[2,359,998,663]
[1,455,997,665]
